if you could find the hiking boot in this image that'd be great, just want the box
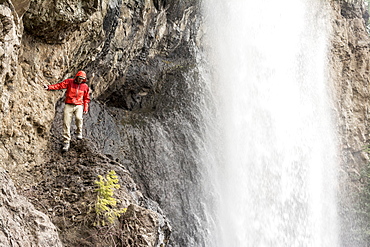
[77,133,83,140]
[62,143,70,152]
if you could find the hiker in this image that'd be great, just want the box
[44,71,91,152]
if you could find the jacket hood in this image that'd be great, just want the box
[74,71,87,82]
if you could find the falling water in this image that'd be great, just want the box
[201,0,338,246]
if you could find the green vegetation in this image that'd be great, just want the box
[94,170,127,226]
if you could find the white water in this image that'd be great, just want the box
[202,0,338,246]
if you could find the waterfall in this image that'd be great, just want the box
[201,0,338,246]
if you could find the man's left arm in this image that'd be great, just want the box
[83,87,91,114]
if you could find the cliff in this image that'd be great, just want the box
[0,0,199,245]
[1,0,370,246]
[330,0,370,245]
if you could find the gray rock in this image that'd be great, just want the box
[0,167,62,247]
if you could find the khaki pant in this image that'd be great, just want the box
[63,104,83,143]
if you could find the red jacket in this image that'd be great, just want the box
[48,78,91,112]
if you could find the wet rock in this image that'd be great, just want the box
[330,1,370,246]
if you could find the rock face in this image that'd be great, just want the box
[0,167,62,246]
[120,204,172,246]
[330,0,370,175]
[329,0,370,246]
[1,0,199,245]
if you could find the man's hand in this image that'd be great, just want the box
[83,111,88,115]
[43,85,49,90]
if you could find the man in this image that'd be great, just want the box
[44,71,91,152]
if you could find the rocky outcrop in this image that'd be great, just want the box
[120,204,171,246]
[0,167,62,246]
[26,132,171,246]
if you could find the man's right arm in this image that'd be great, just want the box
[44,79,70,91]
